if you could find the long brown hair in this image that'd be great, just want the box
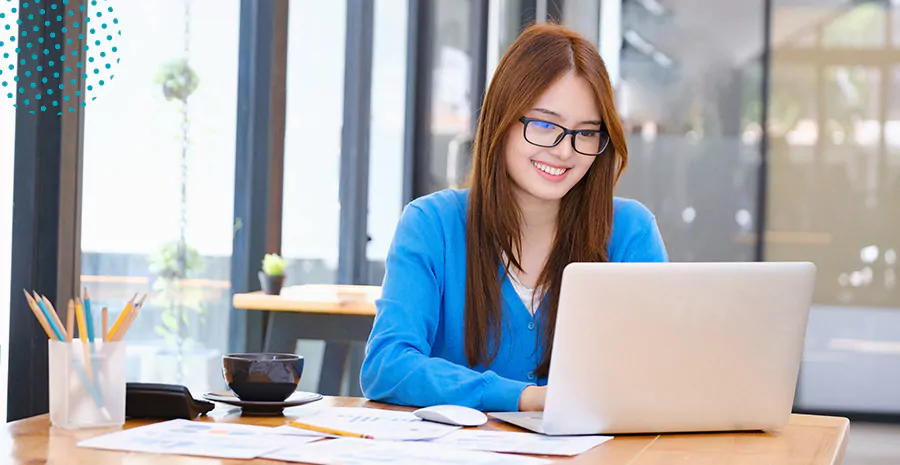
[464,23,627,378]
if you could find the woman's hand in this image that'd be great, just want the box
[518,385,547,411]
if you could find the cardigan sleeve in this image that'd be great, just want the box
[610,198,669,263]
[359,203,531,412]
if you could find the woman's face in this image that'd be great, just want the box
[504,70,604,204]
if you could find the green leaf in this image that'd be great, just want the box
[162,312,178,330]
[262,253,287,276]
[148,240,204,279]
[153,58,200,103]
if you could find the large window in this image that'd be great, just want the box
[427,0,476,193]
[282,0,347,286]
[606,0,765,262]
[366,0,408,283]
[80,0,239,394]
[490,1,765,264]
[0,2,18,422]
[769,1,900,415]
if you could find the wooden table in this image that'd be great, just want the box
[1,396,850,464]
[232,285,380,397]
[232,285,379,316]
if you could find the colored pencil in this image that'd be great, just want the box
[23,290,110,420]
[101,307,109,343]
[66,299,75,342]
[74,298,93,383]
[83,288,94,342]
[70,298,110,420]
[67,347,111,421]
[39,293,68,341]
[288,420,374,439]
[133,293,147,315]
[28,292,64,341]
[112,294,146,342]
[23,289,56,340]
[106,293,137,342]
[80,296,100,382]
[73,360,109,419]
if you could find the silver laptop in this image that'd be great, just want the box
[490,262,816,435]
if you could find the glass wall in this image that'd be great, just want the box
[490,0,537,69]
[366,0,408,284]
[608,0,765,262]
[769,1,900,414]
[0,6,18,423]
[80,0,240,394]
[427,0,476,193]
[558,0,599,46]
[282,0,347,286]
[486,0,765,262]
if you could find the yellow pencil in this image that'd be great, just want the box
[39,293,68,341]
[106,293,137,342]
[101,307,109,343]
[66,299,75,342]
[74,298,93,383]
[113,294,146,342]
[288,420,374,439]
[24,290,56,340]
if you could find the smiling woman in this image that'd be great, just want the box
[503,71,612,201]
[360,23,666,414]
[464,22,640,387]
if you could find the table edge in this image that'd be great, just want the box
[231,294,377,316]
[830,416,851,465]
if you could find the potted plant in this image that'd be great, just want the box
[259,253,287,295]
[148,240,206,385]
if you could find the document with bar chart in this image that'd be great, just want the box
[286,407,460,440]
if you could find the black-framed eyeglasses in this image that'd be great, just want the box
[518,116,611,156]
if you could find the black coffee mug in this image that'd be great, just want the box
[222,353,304,402]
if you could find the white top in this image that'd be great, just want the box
[507,266,540,315]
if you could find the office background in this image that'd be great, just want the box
[0,0,898,440]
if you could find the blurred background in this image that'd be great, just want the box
[1,0,898,461]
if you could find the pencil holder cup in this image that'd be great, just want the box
[49,339,127,429]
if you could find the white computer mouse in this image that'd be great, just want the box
[413,404,489,427]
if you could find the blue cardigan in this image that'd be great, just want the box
[359,189,668,412]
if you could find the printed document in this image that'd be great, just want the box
[77,419,321,459]
[286,407,460,440]
[432,429,613,456]
[263,437,552,465]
